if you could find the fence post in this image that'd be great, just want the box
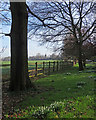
[53,61,55,72]
[60,61,62,70]
[72,61,73,66]
[63,61,65,69]
[35,62,37,77]
[48,61,50,75]
[62,61,63,69]
[58,61,60,70]
[57,61,58,71]
[43,62,45,74]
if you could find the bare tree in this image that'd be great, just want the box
[1,1,96,91]
[1,1,36,91]
[28,1,96,70]
[1,1,54,91]
[9,2,32,91]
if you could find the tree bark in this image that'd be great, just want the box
[83,59,86,68]
[78,43,84,71]
[9,2,34,91]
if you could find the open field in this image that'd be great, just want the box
[1,60,59,65]
[4,62,96,119]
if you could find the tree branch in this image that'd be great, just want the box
[0,32,11,36]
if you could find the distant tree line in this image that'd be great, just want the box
[1,53,61,61]
[2,56,11,61]
[29,53,61,60]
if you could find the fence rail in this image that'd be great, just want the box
[0,64,11,67]
[28,61,73,77]
[1,61,73,78]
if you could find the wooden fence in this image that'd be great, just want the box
[28,61,73,78]
[1,61,73,78]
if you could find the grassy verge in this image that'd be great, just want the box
[5,63,96,119]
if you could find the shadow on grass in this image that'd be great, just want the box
[3,63,96,119]
[17,65,95,109]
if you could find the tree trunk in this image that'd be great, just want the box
[9,2,34,91]
[78,43,84,71]
[82,53,86,68]
[83,59,86,68]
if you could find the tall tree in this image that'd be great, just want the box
[0,1,45,91]
[9,2,33,91]
[28,2,96,70]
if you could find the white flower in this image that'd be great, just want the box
[68,88,71,91]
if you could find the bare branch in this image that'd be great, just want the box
[83,26,96,42]
[82,20,96,38]
[0,32,10,36]
[0,46,7,54]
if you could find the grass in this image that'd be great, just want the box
[4,63,96,119]
[6,96,95,119]
[1,60,59,65]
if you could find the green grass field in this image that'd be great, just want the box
[5,62,96,119]
[1,60,59,65]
